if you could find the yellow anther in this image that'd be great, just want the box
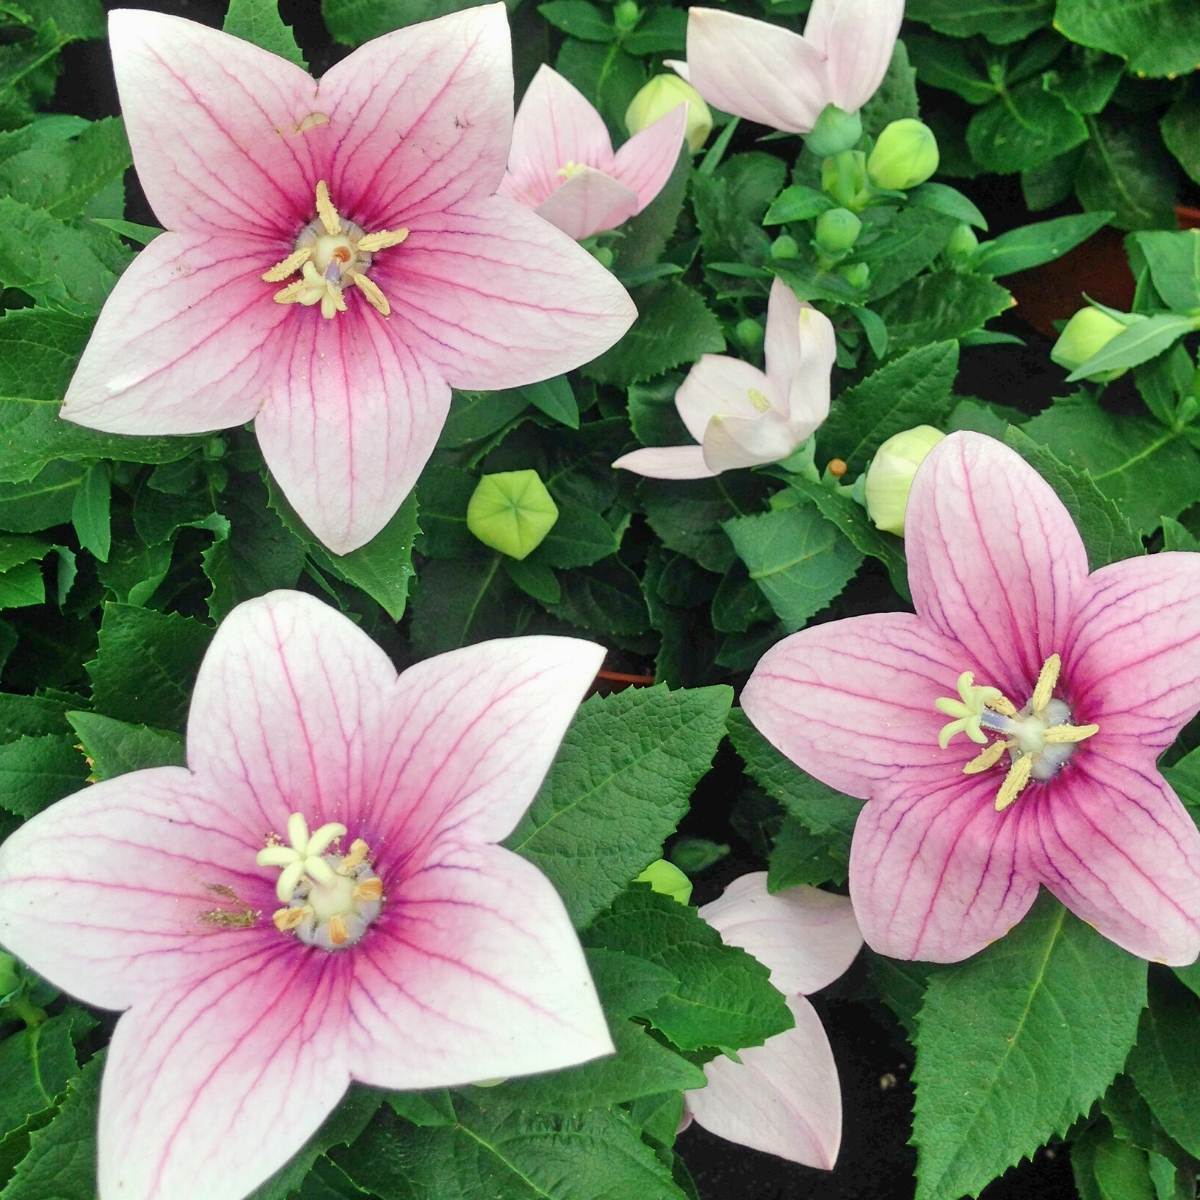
[995,754,1033,811]
[349,271,391,316]
[963,739,1009,774]
[262,246,312,283]
[356,228,409,253]
[315,179,341,236]
[328,915,349,947]
[1043,722,1099,745]
[989,694,1018,717]
[354,878,384,903]
[338,838,370,875]
[747,387,772,414]
[1030,653,1061,714]
[558,160,588,179]
[273,905,311,932]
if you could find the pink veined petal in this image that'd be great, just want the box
[905,432,1089,704]
[611,445,716,479]
[98,945,352,1200]
[505,64,615,206]
[254,304,450,554]
[803,0,905,113]
[699,872,862,995]
[740,612,970,800]
[347,842,613,1088]
[610,105,687,211]
[319,4,513,227]
[362,635,604,862]
[60,231,287,435]
[686,8,830,134]
[1028,749,1200,966]
[369,194,636,391]
[687,995,842,1169]
[676,354,779,443]
[0,767,276,1011]
[849,770,1041,962]
[701,409,800,472]
[108,10,321,238]
[1063,552,1200,757]
[534,167,640,240]
[185,590,404,848]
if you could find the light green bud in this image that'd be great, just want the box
[770,234,800,260]
[635,859,693,905]
[867,119,940,191]
[864,425,946,536]
[625,75,713,152]
[821,150,870,210]
[1050,307,1129,381]
[805,103,863,158]
[591,245,615,268]
[735,316,764,353]
[614,0,640,31]
[945,222,979,264]
[466,470,559,560]
[839,262,870,290]
[814,206,862,254]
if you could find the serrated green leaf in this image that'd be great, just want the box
[0,461,83,532]
[0,731,86,816]
[1076,116,1179,232]
[521,375,579,429]
[409,555,532,656]
[0,1009,93,1140]
[1127,230,1200,313]
[909,181,988,230]
[966,81,1087,174]
[536,495,618,569]
[538,0,613,41]
[907,0,1052,42]
[1055,0,1200,78]
[641,473,766,574]
[65,711,183,779]
[69,461,109,561]
[1073,1120,1158,1200]
[0,692,71,741]
[859,39,919,135]
[858,207,958,301]
[555,36,645,130]
[764,185,834,225]
[547,559,649,635]
[222,0,306,67]
[617,149,689,272]
[874,271,1013,351]
[973,211,1113,277]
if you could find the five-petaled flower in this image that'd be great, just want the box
[684,873,862,1168]
[613,278,835,478]
[60,7,636,554]
[681,0,904,135]
[499,65,687,241]
[0,591,613,1200]
[742,432,1200,965]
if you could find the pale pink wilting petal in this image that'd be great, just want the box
[610,445,716,479]
[762,275,807,394]
[535,167,640,242]
[802,0,905,113]
[348,842,612,1088]
[610,105,688,209]
[676,355,780,442]
[701,409,800,472]
[779,310,837,435]
[698,872,861,994]
[687,995,842,1168]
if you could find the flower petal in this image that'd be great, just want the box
[685,8,829,134]
[676,354,778,442]
[701,409,799,472]
[0,767,274,1011]
[364,635,604,859]
[699,872,862,994]
[764,288,836,435]
[849,771,1040,962]
[108,10,320,238]
[99,947,351,1200]
[611,106,687,211]
[905,432,1088,703]
[503,64,614,206]
[185,591,403,848]
[320,4,513,225]
[740,612,969,800]
[534,167,640,241]
[687,995,841,1169]
[1064,552,1200,756]
[60,231,286,434]
[1028,749,1200,965]
[802,0,904,112]
[369,194,636,390]
[254,307,450,554]
[347,842,612,1087]
[612,444,715,479]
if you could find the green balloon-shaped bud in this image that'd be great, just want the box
[815,206,862,254]
[821,149,870,211]
[626,74,713,153]
[770,234,800,260]
[839,261,870,290]
[614,0,640,31]
[805,103,863,158]
[864,424,946,536]
[735,316,765,353]
[1050,306,1130,381]
[867,119,940,191]
[945,222,980,265]
[467,470,559,560]
[635,859,693,905]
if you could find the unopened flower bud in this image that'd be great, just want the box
[821,150,870,210]
[614,0,640,31]
[770,234,799,260]
[735,316,764,353]
[635,859,693,905]
[626,75,713,152]
[815,206,862,254]
[466,469,559,560]
[839,262,870,290]
[865,425,946,536]
[805,103,863,158]
[1050,307,1130,381]
[945,222,979,265]
[867,119,940,190]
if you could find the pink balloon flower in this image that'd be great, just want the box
[60,7,636,554]
[684,0,905,134]
[613,278,836,479]
[742,432,1200,965]
[499,65,687,240]
[0,591,614,1200]
[684,873,862,1167]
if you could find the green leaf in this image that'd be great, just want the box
[909,181,989,230]
[222,0,306,67]
[907,0,1053,42]
[69,461,109,561]
[906,32,997,103]
[536,496,619,569]
[1162,80,1200,187]
[538,0,614,41]
[859,39,919,135]
[821,340,959,473]
[409,555,531,656]
[1073,1121,1158,1200]
[0,559,44,610]
[439,387,528,449]
[858,207,958,301]
[1076,116,1179,232]
[692,151,784,264]
[1054,0,1200,78]
[0,732,86,816]
[641,474,766,574]
[620,7,687,55]
[1127,230,1200,313]
[555,36,645,130]
[320,0,511,43]
[911,894,1148,1200]
[617,149,689,271]
[1068,314,1198,381]
[0,1009,93,1139]
[966,81,1088,174]
[874,271,1013,352]
[505,683,732,929]
[547,560,649,635]
[65,711,184,779]
[973,211,1113,277]
[0,462,84,532]
[20,1,105,40]
[0,692,71,741]
[503,556,560,605]
[764,184,834,225]
[521,375,579,429]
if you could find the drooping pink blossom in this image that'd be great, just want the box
[0,591,613,1200]
[741,431,1200,965]
[683,0,905,135]
[684,873,862,1167]
[60,8,636,554]
[613,278,835,479]
[499,65,687,240]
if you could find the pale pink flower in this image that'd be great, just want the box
[60,8,636,554]
[683,873,862,1167]
[684,0,905,134]
[0,591,613,1200]
[613,278,835,479]
[742,432,1200,965]
[498,65,687,241]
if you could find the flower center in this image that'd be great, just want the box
[558,160,588,180]
[256,812,384,950]
[262,180,408,320]
[934,654,1099,812]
